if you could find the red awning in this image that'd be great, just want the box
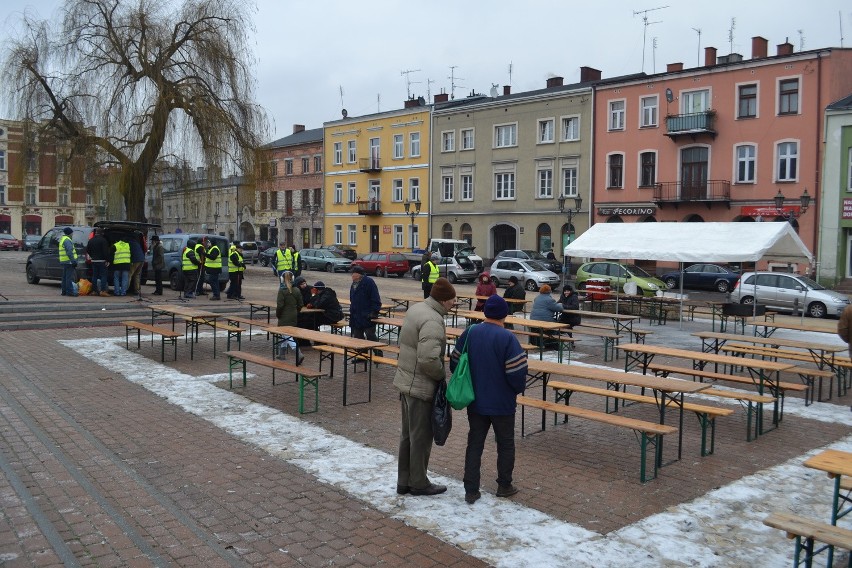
[23,214,42,222]
[0,215,10,222]
[54,215,74,224]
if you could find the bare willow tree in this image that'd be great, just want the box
[1,0,268,221]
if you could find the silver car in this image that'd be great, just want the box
[489,259,560,291]
[411,253,478,284]
[729,271,850,318]
[298,248,352,273]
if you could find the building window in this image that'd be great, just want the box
[607,154,624,188]
[639,152,656,187]
[560,116,579,142]
[495,172,515,200]
[27,150,37,172]
[681,147,709,195]
[314,155,322,172]
[441,131,455,152]
[562,167,578,197]
[411,224,419,249]
[409,132,420,157]
[347,224,357,246]
[609,100,625,130]
[461,174,473,200]
[347,140,356,163]
[738,84,757,118]
[58,186,69,205]
[392,179,403,202]
[302,157,310,173]
[777,141,798,181]
[538,119,554,143]
[640,96,658,127]
[494,123,517,148]
[735,145,756,183]
[333,142,342,165]
[441,223,453,239]
[0,185,5,205]
[537,169,553,198]
[313,187,321,205]
[57,157,67,174]
[393,225,403,248]
[393,134,403,159]
[270,191,278,209]
[442,175,454,201]
[409,178,420,202]
[0,150,5,170]
[284,159,293,175]
[333,183,343,204]
[779,79,799,115]
[347,182,356,203]
[848,148,852,192]
[334,224,342,244]
[683,89,710,113]
[461,128,474,150]
[26,185,37,205]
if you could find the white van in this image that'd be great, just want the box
[427,238,483,273]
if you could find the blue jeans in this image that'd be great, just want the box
[113,269,129,296]
[208,271,221,298]
[91,262,108,293]
[61,264,76,295]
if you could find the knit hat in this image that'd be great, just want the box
[351,265,365,275]
[293,276,307,287]
[312,281,326,289]
[63,227,73,235]
[430,277,456,302]
[483,295,509,320]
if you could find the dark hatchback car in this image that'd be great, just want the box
[324,244,358,261]
[25,221,160,286]
[660,263,741,293]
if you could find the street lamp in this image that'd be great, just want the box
[303,203,320,247]
[773,188,811,224]
[403,199,421,250]
[557,193,583,287]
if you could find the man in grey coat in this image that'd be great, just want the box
[392,277,456,496]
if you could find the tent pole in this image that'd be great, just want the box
[679,261,684,330]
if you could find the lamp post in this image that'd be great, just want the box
[557,193,583,287]
[403,199,421,251]
[303,203,320,247]
[773,188,811,224]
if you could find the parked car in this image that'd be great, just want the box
[255,240,275,252]
[575,261,666,296]
[142,233,229,290]
[258,246,277,268]
[489,258,560,291]
[324,244,358,261]
[299,247,353,273]
[238,241,259,264]
[729,271,850,318]
[494,249,562,274]
[23,234,41,251]
[0,233,22,251]
[660,263,741,293]
[411,252,478,284]
[26,221,159,286]
[351,252,409,277]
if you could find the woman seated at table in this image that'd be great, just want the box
[474,271,497,311]
[556,285,581,329]
[530,284,564,346]
[298,281,344,332]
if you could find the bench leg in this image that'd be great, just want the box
[298,373,320,414]
[639,432,661,483]
[694,414,716,456]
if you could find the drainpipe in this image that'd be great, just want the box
[812,52,822,280]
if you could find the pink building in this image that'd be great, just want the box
[592,38,852,266]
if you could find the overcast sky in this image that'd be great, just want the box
[3,0,851,142]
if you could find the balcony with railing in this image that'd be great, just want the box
[358,157,382,173]
[652,180,731,207]
[665,111,717,140]
[356,200,382,215]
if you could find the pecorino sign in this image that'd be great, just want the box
[597,207,656,216]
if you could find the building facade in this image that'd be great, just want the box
[820,94,852,286]
[323,102,430,254]
[161,169,251,241]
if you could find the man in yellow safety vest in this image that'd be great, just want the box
[58,227,78,296]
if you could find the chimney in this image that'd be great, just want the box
[546,76,564,88]
[751,36,768,59]
[404,98,419,108]
[777,40,794,56]
[503,85,511,95]
[667,62,683,72]
[434,92,449,103]
[292,124,305,134]
[579,66,602,82]
[704,46,717,66]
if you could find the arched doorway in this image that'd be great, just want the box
[536,223,552,253]
[442,223,453,239]
[684,214,704,222]
[491,223,516,256]
[640,215,657,222]
[239,221,256,241]
[606,216,624,223]
[459,223,472,245]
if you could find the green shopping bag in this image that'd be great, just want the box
[446,325,476,410]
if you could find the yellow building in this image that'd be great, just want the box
[323,100,430,255]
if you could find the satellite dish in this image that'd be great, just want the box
[490,84,499,98]
[341,108,348,118]
[665,88,673,103]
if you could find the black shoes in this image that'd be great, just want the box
[465,491,481,504]
[295,348,305,366]
[210,296,220,301]
[409,483,447,496]
[396,485,410,495]
[496,484,519,498]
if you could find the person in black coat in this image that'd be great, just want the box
[306,281,344,330]
[557,285,581,327]
[502,275,526,329]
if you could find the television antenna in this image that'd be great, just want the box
[728,17,736,54]
[797,29,805,51]
[448,65,464,100]
[426,78,435,102]
[692,28,702,66]
[338,86,345,109]
[508,61,513,86]
[633,5,668,73]
[400,68,421,99]
[652,37,659,73]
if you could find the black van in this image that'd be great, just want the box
[142,233,229,290]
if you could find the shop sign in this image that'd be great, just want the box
[597,207,656,216]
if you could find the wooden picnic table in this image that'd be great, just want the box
[263,325,385,406]
[693,331,846,373]
[583,290,679,324]
[745,317,840,338]
[562,308,638,335]
[455,293,530,314]
[247,299,277,322]
[803,448,852,564]
[683,300,729,331]
[526,359,709,466]
[149,304,221,359]
[459,310,569,360]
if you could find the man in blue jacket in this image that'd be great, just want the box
[451,295,527,505]
[349,265,382,351]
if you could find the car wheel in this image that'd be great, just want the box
[26,264,40,284]
[715,280,730,293]
[412,269,420,280]
[807,302,827,319]
[525,279,539,292]
[301,261,308,271]
[448,272,458,284]
[260,257,267,267]
[490,276,500,288]
[169,269,182,291]
[375,267,384,278]
[664,277,678,289]
[740,295,754,305]
[325,263,334,273]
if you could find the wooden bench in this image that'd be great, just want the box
[700,388,777,442]
[328,321,348,335]
[569,326,622,362]
[313,345,398,377]
[547,380,733,457]
[223,350,325,414]
[121,320,183,362]
[574,322,653,344]
[516,395,677,483]
[764,511,852,567]
[226,315,263,340]
[511,329,578,362]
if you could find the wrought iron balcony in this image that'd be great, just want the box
[356,200,382,215]
[652,180,731,207]
[358,157,382,173]
[665,111,717,139]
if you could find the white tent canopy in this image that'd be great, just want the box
[564,222,812,264]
